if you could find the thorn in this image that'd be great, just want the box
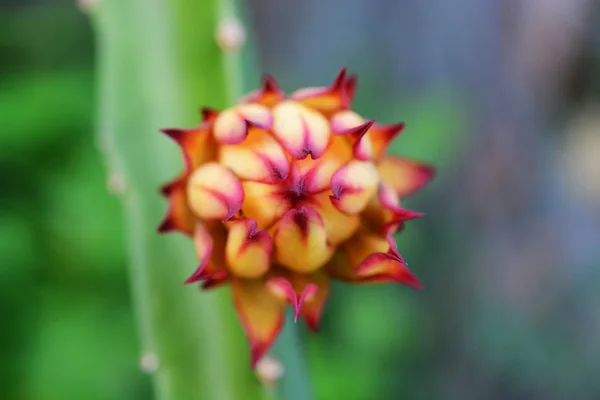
[255,355,284,387]
[107,172,127,195]
[77,0,97,13]
[215,16,246,52]
[139,352,159,373]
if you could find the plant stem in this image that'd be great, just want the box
[270,313,314,400]
[91,0,260,398]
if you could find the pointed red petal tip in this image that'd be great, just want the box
[289,67,351,113]
[200,272,229,290]
[157,215,176,233]
[184,260,210,284]
[330,67,350,108]
[160,128,185,142]
[355,234,422,289]
[332,67,347,89]
[383,210,424,235]
[157,175,194,235]
[378,156,436,197]
[267,278,319,323]
[329,161,379,214]
[184,223,214,284]
[262,74,283,95]
[338,119,375,161]
[345,74,357,105]
[239,75,285,106]
[376,184,425,234]
[201,107,219,122]
[369,122,404,158]
[377,122,405,138]
[159,175,185,196]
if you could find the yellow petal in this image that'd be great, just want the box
[289,68,350,115]
[232,278,284,367]
[160,125,217,169]
[290,271,330,331]
[219,128,290,183]
[213,104,272,144]
[330,110,364,134]
[185,222,228,287]
[225,219,273,278]
[369,123,405,159]
[345,120,375,161]
[330,160,379,214]
[241,181,291,229]
[377,156,435,197]
[363,183,424,234]
[326,232,421,288]
[187,162,244,221]
[274,207,334,273]
[305,191,360,245]
[272,101,331,159]
[158,174,195,235]
[292,135,353,193]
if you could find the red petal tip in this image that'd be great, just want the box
[184,261,209,284]
[345,74,357,103]
[332,67,348,89]
[201,107,219,122]
[159,176,185,196]
[262,74,281,93]
[160,128,184,142]
[378,122,405,140]
[342,119,376,137]
[157,217,174,233]
[200,271,229,290]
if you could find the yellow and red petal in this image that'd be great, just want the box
[200,107,219,123]
[327,232,420,288]
[232,278,284,368]
[330,160,379,214]
[266,277,318,323]
[213,104,272,144]
[160,125,216,169]
[290,67,349,115]
[185,222,228,284]
[292,135,353,193]
[187,162,244,221]
[240,75,285,107]
[305,191,360,245]
[241,181,291,229]
[225,219,273,278]
[377,156,435,198]
[369,123,405,160]
[272,101,331,160]
[355,234,421,288]
[158,174,195,235]
[330,110,364,134]
[341,120,375,161]
[344,74,357,107]
[291,271,330,331]
[363,183,424,234]
[274,206,334,273]
[219,127,289,183]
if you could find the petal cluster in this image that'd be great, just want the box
[158,68,434,367]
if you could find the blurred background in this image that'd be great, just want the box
[2,0,600,399]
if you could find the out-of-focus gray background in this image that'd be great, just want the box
[2,0,599,398]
